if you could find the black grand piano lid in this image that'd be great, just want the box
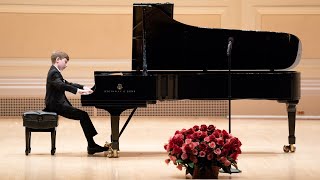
[132,3,302,71]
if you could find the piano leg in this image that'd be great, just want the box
[110,115,120,151]
[98,106,141,158]
[99,107,126,158]
[283,100,298,153]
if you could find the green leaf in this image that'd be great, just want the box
[176,159,184,164]
[188,162,194,168]
[222,165,232,174]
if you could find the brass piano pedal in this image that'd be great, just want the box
[104,141,112,149]
[106,149,119,158]
[283,144,296,153]
[104,141,119,158]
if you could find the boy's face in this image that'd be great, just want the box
[56,57,68,71]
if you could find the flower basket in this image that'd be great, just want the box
[192,165,220,179]
[164,125,242,179]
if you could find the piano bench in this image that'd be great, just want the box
[22,111,59,155]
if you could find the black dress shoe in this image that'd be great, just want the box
[87,145,109,155]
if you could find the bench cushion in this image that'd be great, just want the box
[23,111,58,129]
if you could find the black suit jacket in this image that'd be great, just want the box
[45,65,83,111]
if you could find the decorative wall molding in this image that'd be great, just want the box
[301,79,320,96]
[0,0,233,7]
[2,0,320,29]
[0,0,239,28]
[0,4,132,14]
[0,58,131,78]
[0,58,130,67]
[0,1,230,15]
[0,58,130,96]
[242,0,320,29]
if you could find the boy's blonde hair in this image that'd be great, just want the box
[51,51,69,64]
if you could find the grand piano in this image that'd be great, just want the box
[81,3,301,157]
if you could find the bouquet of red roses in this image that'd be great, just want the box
[164,124,242,175]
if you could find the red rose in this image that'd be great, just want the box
[182,144,192,154]
[221,149,230,157]
[209,141,216,148]
[199,151,206,157]
[164,144,169,151]
[177,164,183,171]
[200,131,208,139]
[190,142,199,149]
[193,125,200,131]
[193,131,201,139]
[209,134,217,142]
[224,159,231,166]
[230,152,239,160]
[207,125,216,132]
[222,130,230,139]
[190,155,198,163]
[181,153,188,160]
[207,153,213,160]
[217,138,224,146]
[220,157,227,164]
[199,142,208,151]
[192,149,198,155]
[214,148,221,155]
[165,159,170,165]
[200,124,207,131]
[185,138,192,144]
[172,145,182,155]
[186,128,195,134]
[181,128,187,134]
[170,155,177,164]
[213,129,221,138]
[172,134,184,146]
[223,142,231,150]
[204,136,211,142]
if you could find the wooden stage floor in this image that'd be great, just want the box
[0,116,319,179]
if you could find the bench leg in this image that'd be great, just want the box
[51,128,56,155]
[25,128,31,155]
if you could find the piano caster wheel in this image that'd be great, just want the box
[25,148,31,155]
[51,149,56,155]
[290,145,296,152]
[113,150,119,158]
[107,149,119,158]
[283,145,290,153]
[283,144,296,153]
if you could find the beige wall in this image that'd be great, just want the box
[0,0,319,116]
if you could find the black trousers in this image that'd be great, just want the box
[47,105,98,138]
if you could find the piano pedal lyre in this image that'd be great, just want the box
[283,144,296,153]
[104,141,119,158]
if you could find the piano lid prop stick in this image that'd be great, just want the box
[222,36,242,174]
[227,37,233,134]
